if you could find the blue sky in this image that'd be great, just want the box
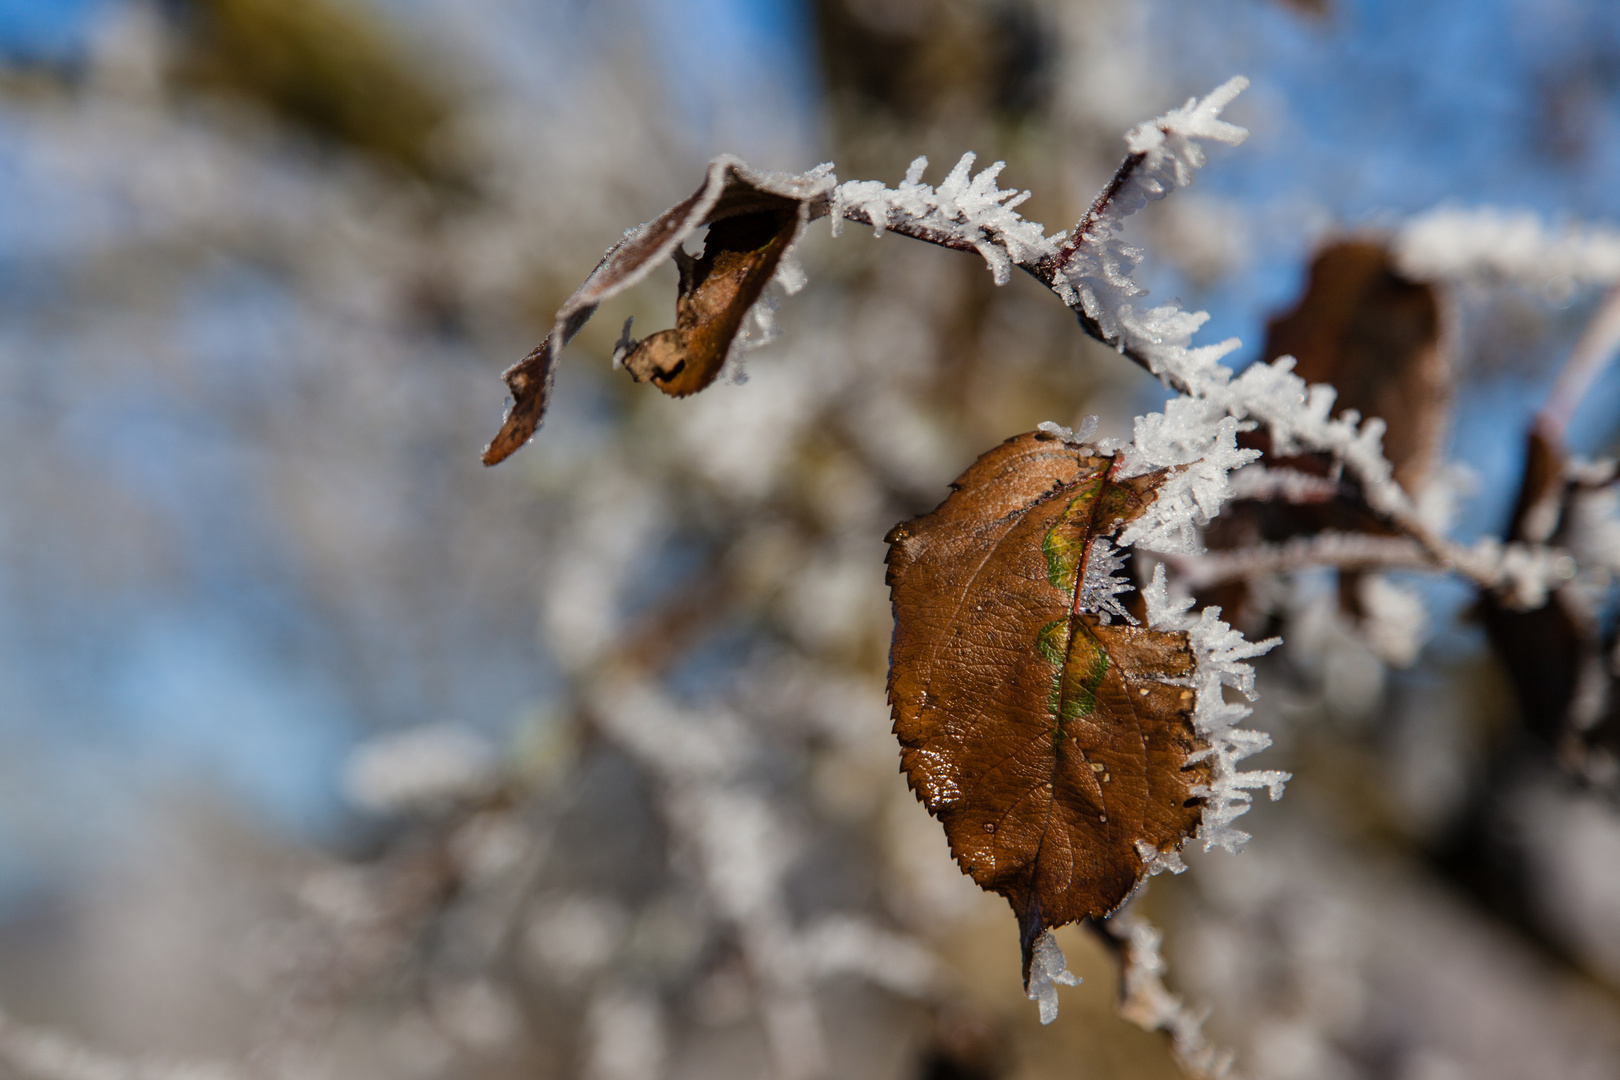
[0,0,102,60]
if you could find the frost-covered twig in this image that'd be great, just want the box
[589,677,942,1080]
[830,153,1061,285]
[1538,285,1620,446]
[1102,911,1235,1080]
[1167,533,1434,588]
[1397,206,1620,288]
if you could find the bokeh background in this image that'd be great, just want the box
[2,0,1620,1078]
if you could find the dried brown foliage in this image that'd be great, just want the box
[1201,240,1448,632]
[482,158,829,465]
[620,209,798,395]
[886,430,1208,978]
[1265,240,1446,492]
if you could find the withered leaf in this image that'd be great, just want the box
[483,158,833,465]
[1481,429,1592,752]
[885,430,1208,981]
[1202,240,1448,632]
[1264,240,1447,493]
[619,208,798,396]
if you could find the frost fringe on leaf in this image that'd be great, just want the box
[1143,565,1285,854]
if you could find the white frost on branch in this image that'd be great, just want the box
[1223,463,1343,504]
[831,153,1063,284]
[1114,404,1260,554]
[1358,574,1429,668]
[1397,206,1620,288]
[343,724,498,814]
[589,679,943,1076]
[1144,565,1286,854]
[1050,86,1580,606]
[1567,470,1620,580]
[1171,532,1432,588]
[1059,76,1250,330]
[1464,537,1576,610]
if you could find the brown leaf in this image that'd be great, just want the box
[620,208,798,396]
[1264,240,1447,493]
[885,430,1208,981]
[483,158,833,465]
[1481,430,1596,755]
[1200,241,1447,630]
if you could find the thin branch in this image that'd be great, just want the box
[1050,151,1149,270]
[1092,912,1236,1080]
[1537,284,1620,446]
[1167,533,1433,588]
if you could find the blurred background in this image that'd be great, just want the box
[2,0,1620,1077]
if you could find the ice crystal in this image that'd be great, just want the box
[1109,910,1232,1078]
[1077,536,1137,625]
[831,153,1062,284]
[1398,207,1620,288]
[1024,930,1082,1025]
[1143,565,1286,854]
[1036,415,1100,445]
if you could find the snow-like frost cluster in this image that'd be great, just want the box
[831,153,1063,284]
[1076,536,1138,624]
[1144,565,1287,854]
[343,723,498,813]
[1113,405,1259,554]
[1058,76,1250,327]
[1397,206,1620,288]
[1109,911,1231,1078]
[1355,574,1429,668]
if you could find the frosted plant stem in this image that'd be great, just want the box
[1167,533,1434,587]
[589,678,829,1080]
[1537,284,1620,446]
[1094,912,1235,1080]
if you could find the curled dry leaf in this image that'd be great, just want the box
[482,157,833,465]
[1202,240,1447,632]
[885,429,1208,982]
[1264,239,1447,493]
[619,209,798,395]
[1480,430,1603,764]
